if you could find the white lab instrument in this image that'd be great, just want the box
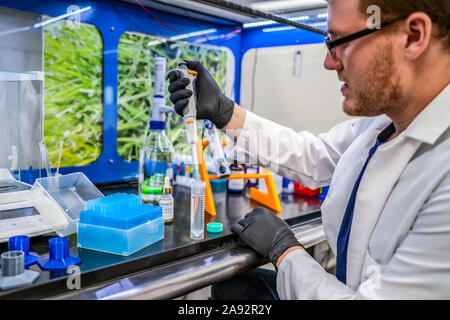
[139,56,174,196]
[0,169,103,242]
[151,57,174,122]
[203,120,230,179]
[0,169,67,242]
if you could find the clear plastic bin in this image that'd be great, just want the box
[33,172,104,236]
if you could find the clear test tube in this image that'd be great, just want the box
[190,180,206,240]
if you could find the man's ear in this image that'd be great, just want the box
[402,12,433,60]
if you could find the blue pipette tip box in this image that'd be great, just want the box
[77,193,164,256]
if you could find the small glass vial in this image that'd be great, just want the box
[160,176,174,223]
[228,160,245,193]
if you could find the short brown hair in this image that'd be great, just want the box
[358,0,450,52]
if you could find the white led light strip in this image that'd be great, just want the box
[244,15,310,28]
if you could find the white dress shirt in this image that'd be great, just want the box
[228,85,450,299]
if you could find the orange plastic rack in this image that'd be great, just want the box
[196,140,282,216]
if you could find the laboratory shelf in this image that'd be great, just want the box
[0,182,324,300]
[0,70,44,82]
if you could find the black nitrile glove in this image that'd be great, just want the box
[231,207,303,267]
[167,60,235,129]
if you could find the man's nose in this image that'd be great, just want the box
[324,51,343,71]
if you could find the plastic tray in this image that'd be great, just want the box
[33,172,104,236]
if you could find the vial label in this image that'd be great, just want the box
[228,170,245,191]
[160,197,174,222]
[246,166,258,185]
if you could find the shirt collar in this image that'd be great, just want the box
[402,84,450,144]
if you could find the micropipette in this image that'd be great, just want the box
[167,62,201,180]
[166,62,205,240]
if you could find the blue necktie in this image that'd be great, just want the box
[335,124,395,284]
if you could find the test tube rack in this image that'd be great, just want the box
[196,140,282,216]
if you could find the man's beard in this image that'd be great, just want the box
[343,42,405,117]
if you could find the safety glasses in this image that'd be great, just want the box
[325,18,404,59]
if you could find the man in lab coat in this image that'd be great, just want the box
[167,0,450,299]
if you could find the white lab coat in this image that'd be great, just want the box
[228,85,450,299]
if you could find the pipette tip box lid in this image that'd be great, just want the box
[77,193,164,256]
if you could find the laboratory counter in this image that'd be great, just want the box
[0,181,325,300]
